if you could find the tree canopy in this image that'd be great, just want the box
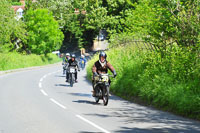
[25,9,64,55]
[0,0,26,52]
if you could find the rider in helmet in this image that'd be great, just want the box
[65,53,70,62]
[66,54,80,82]
[63,53,70,74]
[92,51,117,95]
[79,55,87,70]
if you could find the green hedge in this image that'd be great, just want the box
[0,52,61,71]
[11,2,22,6]
[87,45,200,120]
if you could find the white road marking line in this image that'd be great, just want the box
[40,78,43,82]
[50,98,66,109]
[39,82,42,88]
[40,89,48,96]
[43,75,47,78]
[76,115,110,133]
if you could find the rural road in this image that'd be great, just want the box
[0,64,200,133]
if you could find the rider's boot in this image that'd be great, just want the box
[92,91,96,97]
[92,81,96,96]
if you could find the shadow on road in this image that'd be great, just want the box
[82,99,200,133]
[69,92,92,97]
[55,84,71,87]
[79,131,102,133]
[73,100,100,105]
[114,126,198,133]
[54,75,66,78]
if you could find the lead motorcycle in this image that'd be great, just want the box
[93,73,114,106]
[68,66,76,87]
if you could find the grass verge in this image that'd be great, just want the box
[0,52,61,71]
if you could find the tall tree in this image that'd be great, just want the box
[0,0,27,52]
[25,9,64,55]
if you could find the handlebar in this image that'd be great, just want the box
[96,74,114,78]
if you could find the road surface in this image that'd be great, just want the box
[0,64,200,133]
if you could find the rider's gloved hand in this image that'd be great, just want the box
[78,69,80,71]
[113,70,117,78]
[93,72,98,77]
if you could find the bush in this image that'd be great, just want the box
[11,2,22,5]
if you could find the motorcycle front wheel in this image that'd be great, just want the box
[102,86,109,106]
[94,86,100,103]
[70,74,74,87]
[95,97,100,103]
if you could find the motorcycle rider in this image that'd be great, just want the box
[64,53,70,63]
[79,55,87,70]
[63,53,70,74]
[92,51,117,96]
[66,54,80,82]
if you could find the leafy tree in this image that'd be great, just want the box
[0,0,27,52]
[25,9,64,55]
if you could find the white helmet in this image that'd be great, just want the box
[66,53,70,56]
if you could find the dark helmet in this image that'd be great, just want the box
[99,51,107,60]
[71,54,76,58]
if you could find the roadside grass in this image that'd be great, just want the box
[0,52,61,71]
[87,45,200,120]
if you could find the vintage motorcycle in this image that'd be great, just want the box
[93,73,114,106]
[62,63,68,75]
[68,66,76,87]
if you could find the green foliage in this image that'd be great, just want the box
[121,0,200,51]
[87,44,200,119]
[0,0,27,52]
[11,2,22,5]
[25,9,64,55]
[29,0,138,49]
[11,0,20,2]
[0,52,61,71]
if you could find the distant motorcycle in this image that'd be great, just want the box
[79,57,86,70]
[63,63,68,75]
[68,66,76,87]
[93,73,114,106]
[80,60,85,70]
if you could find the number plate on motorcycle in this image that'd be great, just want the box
[70,68,75,73]
[102,76,109,82]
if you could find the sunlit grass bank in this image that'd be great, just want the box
[0,52,61,71]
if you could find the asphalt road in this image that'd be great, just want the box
[0,64,200,133]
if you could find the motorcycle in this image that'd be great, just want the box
[62,63,68,75]
[68,66,76,87]
[80,60,85,70]
[93,73,114,106]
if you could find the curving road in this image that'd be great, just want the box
[0,64,200,133]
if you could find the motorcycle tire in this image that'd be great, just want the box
[70,74,74,87]
[102,86,109,106]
